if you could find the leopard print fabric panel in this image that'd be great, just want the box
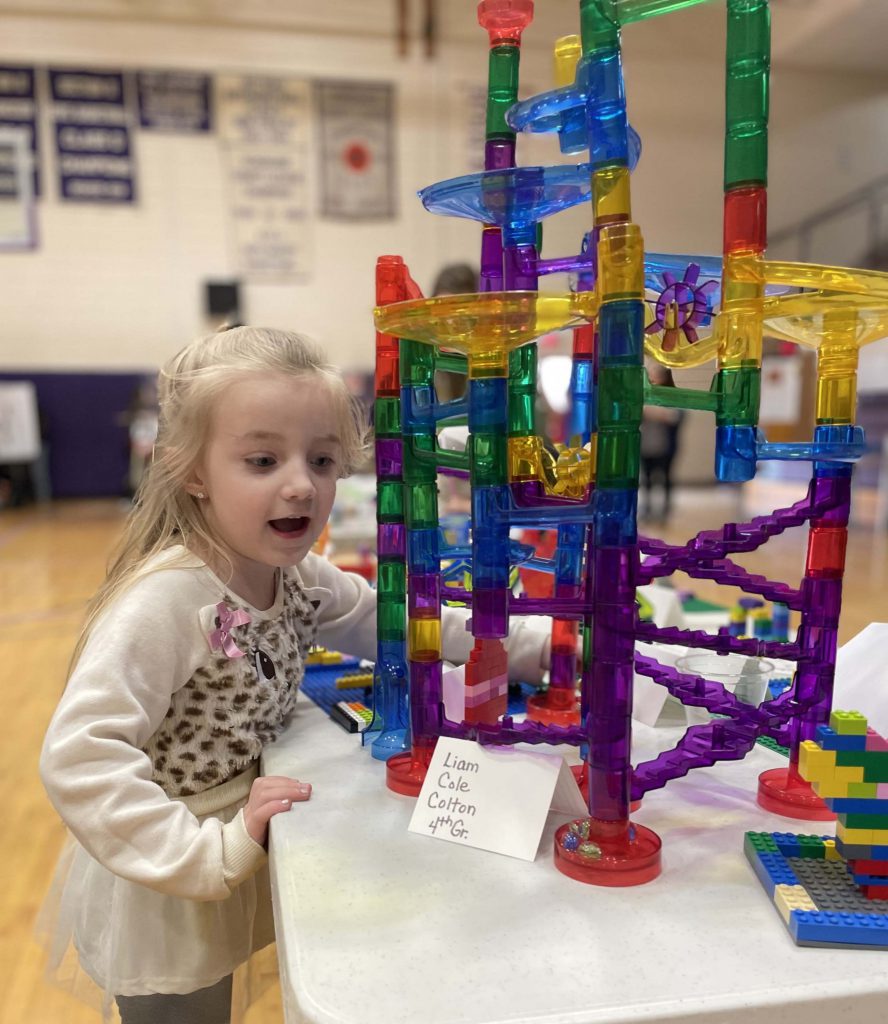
[143,574,318,798]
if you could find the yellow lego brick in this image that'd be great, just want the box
[848,782,879,798]
[837,823,874,844]
[775,884,817,925]
[798,741,837,783]
[334,673,374,690]
[823,839,842,862]
[812,780,854,799]
[833,766,865,784]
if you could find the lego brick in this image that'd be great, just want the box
[848,782,879,798]
[305,649,359,669]
[797,835,828,859]
[799,740,836,782]
[829,710,868,735]
[836,839,888,859]
[775,884,817,924]
[756,735,789,757]
[817,725,867,752]
[824,839,842,862]
[773,832,802,857]
[745,831,779,855]
[812,779,856,799]
[330,701,373,733]
[836,824,875,845]
[846,858,888,875]
[790,910,888,946]
[829,797,886,813]
[837,812,888,830]
[836,750,888,772]
[790,858,886,915]
[334,672,374,690]
[746,847,800,895]
[848,872,888,888]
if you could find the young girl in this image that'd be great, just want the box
[39,327,550,1024]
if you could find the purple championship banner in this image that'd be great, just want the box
[49,68,136,203]
[0,65,39,196]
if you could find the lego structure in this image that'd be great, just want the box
[746,711,888,947]
[370,0,888,886]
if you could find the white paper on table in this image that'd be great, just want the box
[442,663,464,723]
[408,737,585,861]
[632,641,689,727]
[637,583,684,629]
[833,623,888,736]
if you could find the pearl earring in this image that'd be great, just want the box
[197,492,206,499]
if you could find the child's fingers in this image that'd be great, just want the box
[247,780,311,825]
[259,775,307,787]
[257,781,312,806]
[250,777,310,802]
[251,792,305,828]
[243,781,312,844]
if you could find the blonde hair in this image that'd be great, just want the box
[68,327,369,675]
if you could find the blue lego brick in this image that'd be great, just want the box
[815,725,867,752]
[767,676,792,700]
[746,848,800,895]
[848,871,888,887]
[772,832,803,857]
[831,798,888,815]
[836,838,888,861]
[790,910,888,947]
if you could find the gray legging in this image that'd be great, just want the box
[116,975,232,1024]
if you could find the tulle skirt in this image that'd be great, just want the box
[35,764,278,1022]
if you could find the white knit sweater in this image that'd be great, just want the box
[40,549,550,905]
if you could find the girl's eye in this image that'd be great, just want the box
[311,455,336,471]
[247,456,276,468]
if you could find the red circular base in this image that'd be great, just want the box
[553,818,661,886]
[526,692,581,727]
[386,751,430,797]
[757,766,836,821]
[569,764,641,811]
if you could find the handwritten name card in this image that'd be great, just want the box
[408,737,586,861]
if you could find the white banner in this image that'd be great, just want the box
[316,79,395,221]
[0,381,40,462]
[0,127,35,249]
[217,75,311,281]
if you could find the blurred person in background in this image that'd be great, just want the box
[640,358,684,524]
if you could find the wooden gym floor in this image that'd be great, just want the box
[1,488,886,1023]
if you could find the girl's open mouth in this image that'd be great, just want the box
[269,517,310,538]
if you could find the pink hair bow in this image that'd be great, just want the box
[208,602,252,659]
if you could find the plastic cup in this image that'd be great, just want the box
[673,652,775,723]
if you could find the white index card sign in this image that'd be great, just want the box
[408,737,586,862]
